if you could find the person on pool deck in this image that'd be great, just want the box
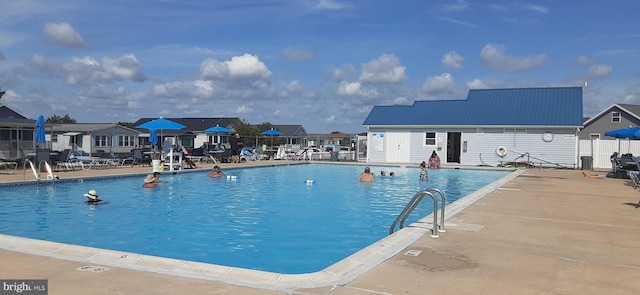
[582,171,606,179]
[153,172,162,183]
[229,133,243,164]
[428,151,441,169]
[208,165,225,178]
[84,189,103,203]
[143,174,157,188]
[359,166,375,182]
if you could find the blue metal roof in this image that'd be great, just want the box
[363,87,583,127]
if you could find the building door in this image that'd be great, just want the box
[447,132,461,163]
[386,132,410,163]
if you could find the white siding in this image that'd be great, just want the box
[368,127,578,167]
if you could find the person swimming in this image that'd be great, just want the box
[143,174,157,188]
[84,189,108,204]
[208,165,225,177]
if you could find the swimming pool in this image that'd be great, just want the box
[0,164,510,274]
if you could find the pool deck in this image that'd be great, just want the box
[1,161,639,294]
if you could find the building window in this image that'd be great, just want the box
[94,135,111,147]
[51,134,58,143]
[424,132,436,145]
[118,135,135,147]
[612,112,620,123]
[590,134,600,140]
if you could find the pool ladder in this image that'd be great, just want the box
[389,188,446,238]
[22,159,55,181]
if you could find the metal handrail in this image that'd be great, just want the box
[38,160,55,180]
[22,159,39,180]
[426,187,446,232]
[390,190,440,238]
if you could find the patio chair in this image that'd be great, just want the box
[240,147,257,161]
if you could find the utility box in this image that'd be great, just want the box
[580,156,593,170]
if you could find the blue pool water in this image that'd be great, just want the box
[0,164,510,274]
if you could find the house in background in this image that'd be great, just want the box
[0,104,36,159]
[579,104,640,169]
[131,118,309,151]
[307,132,356,150]
[48,123,140,156]
[132,117,240,149]
[362,87,584,167]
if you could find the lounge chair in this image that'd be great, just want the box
[254,146,269,160]
[181,146,200,168]
[289,149,306,160]
[240,147,257,161]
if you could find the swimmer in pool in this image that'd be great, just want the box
[208,165,225,177]
[143,174,157,188]
[84,189,106,204]
[358,166,375,182]
[153,172,162,183]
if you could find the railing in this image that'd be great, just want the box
[39,160,55,180]
[390,188,447,238]
[22,159,39,180]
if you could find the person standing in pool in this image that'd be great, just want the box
[419,161,428,181]
[143,174,157,188]
[153,172,162,183]
[359,166,375,182]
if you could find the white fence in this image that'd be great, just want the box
[579,139,640,169]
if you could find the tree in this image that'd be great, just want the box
[46,114,77,124]
[117,122,135,128]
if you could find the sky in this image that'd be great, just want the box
[1,0,639,133]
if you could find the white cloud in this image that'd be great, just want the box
[576,56,596,66]
[442,51,464,69]
[325,64,357,81]
[393,96,412,105]
[467,79,489,89]
[236,105,252,114]
[43,22,86,47]
[422,73,455,94]
[280,47,314,61]
[314,0,350,10]
[587,64,613,79]
[442,0,469,12]
[227,54,271,79]
[200,53,271,87]
[153,80,214,98]
[480,44,546,72]
[326,115,335,123]
[337,81,367,97]
[523,4,548,14]
[359,54,406,84]
[62,54,146,85]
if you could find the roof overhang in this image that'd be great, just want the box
[363,125,583,129]
[62,132,82,136]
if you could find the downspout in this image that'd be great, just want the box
[576,127,581,169]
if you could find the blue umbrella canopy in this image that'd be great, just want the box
[35,115,46,144]
[149,129,158,145]
[204,124,232,133]
[260,128,284,136]
[136,117,186,130]
[604,126,640,139]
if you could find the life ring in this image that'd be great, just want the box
[496,146,507,157]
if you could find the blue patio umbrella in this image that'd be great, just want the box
[261,128,284,148]
[604,126,640,153]
[260,128,284,136]
[35,115,46,145]
[204,124,232,133]
[149,129,158,145]
[136,117,185,148]
[604,126,640,139]
[136,117,186,131]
